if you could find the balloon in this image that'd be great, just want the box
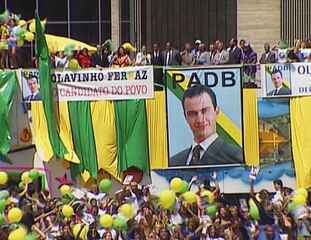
[287,201,298,212]
[113,215,128,230]
[25,233,38,240]
[292,194,307,206]
[100,214,113,228]
[24,32,34,42]
[62,205,74,218]
[159,190,176,209]
[0,214,5,225]
[8,227,27,240]
[29,170,39,180]
[0,190,9,200]
[18,20,27,27]
[296,188,308,199]
[179,181,189,194]
[17,39,24,47]
[18,182,25,189]
[29,21,35,33]
[99,179,112,193]
[201,190,214,204]
[182,191,197,204]
[21,172,32,184]
[249,199,260,220]
[0,199,6,212]
[60,185,71,195]
[206,204,218,217]
[122,42,137,53]
[8,207,23,223]
[0,171,8,185]
[170,177,183,192]
[118,203,134,219]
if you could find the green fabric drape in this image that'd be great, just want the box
[68,102,98,179]
[114,100,150,174]
[35,14,67,159]
[0,71,17,162]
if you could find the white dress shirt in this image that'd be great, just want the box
[186,133,218,165]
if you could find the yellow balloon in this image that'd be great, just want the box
[159,190,176,209]
[8,227,27,240]
[29,21,35,33]
[21,172,31,184]
[60,185,71,195]
[170,177,183,192]
[201,190,214,203]
[8,207,23,223]
[293,194,307,206]
[296,188,308,199]
[62,205,74,218]
[100,214,113,228]
[0,171,8,185]
[72,224,88,239]
[182,191,197,204]
[24,32,34,42]
[18,20,27,27]
[118,204,134,219]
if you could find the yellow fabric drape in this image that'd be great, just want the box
[31,102,53,161]
[146,91,168,169]
[90,101,118,179]
[58,102,80,164]
[290,97,311,188]
[242,89,260,166]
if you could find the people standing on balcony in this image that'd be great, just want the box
[259,43,276,64]
[55,51,68,69]
[77,48,92,68]
[135,45,151,65]
[181,43,195,66]
[243,43,257,79]
[151,43,163,66]
[228,38,243,64]
[112,46,131,67]
[195,43,210,65]
[91,45,103,68]
[162,42,181,66]
[212,40,229,65]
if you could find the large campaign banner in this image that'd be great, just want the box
[262,62,311,97]
[166,66,244,168]
[20,66,154,102]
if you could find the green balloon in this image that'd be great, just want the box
[99,179,112,193]
[113,215,127,230]
[0,214,5,225]
[18,182,25,189]
[0,190,9,200]
[250,206,260,220]
[25,233,38,240]
[287,201,298,212]
[179,181,189,194]
[207,204,218,217]
[0,199,5,212]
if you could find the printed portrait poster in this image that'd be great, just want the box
[21,70,41,102]
[262,64,291,97]
[166,66,244,168]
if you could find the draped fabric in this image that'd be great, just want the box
[0,71,18,161]
[35,14,68,159]
[243,89,260,166]
[68,102,98,179]
[90,101,118,179]
[146,91,168,169]
[290,97,311,188]
[114,100,150,174]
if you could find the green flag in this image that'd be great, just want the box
[35,14,67,159]
[0,71,17,162]
[114,100,150,174]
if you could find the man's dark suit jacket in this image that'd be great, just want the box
[162,49,181,66]
[151,51,163,66]
[267,86,291,96]
[259,51,276,64]
[228,47,243,64]
[169,137,243,166]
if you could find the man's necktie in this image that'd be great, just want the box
[274,89,278,96]
[191,145,202,164]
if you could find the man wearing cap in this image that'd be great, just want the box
[192,40,201,57]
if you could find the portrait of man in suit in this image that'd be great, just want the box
[169,84,243,167]
[24,75,41,102]
[267,69,291,96]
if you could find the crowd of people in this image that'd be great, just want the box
[0,170,310,240]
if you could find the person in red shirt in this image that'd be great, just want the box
[77,48,92,68]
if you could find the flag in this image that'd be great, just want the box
[0,71,18,162]
[35,13,67,159]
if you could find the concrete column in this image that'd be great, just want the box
[237,0,281,54]
[111,0,121,49]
